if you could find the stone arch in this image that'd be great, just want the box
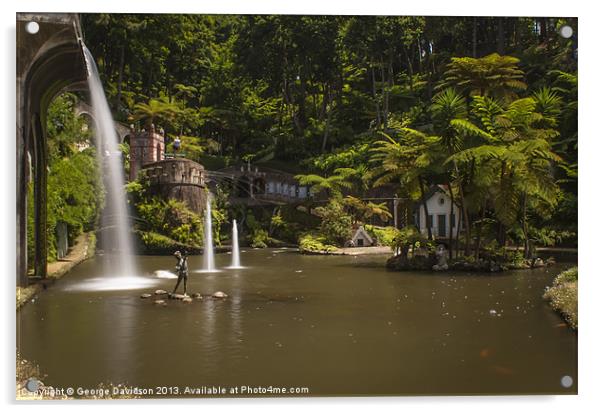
[17,14,88,285]
[74,100,132,144]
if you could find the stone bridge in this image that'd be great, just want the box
[17,13,88,286]
[207,164,311,206]
[74,100,132,143]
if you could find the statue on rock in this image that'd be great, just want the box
[432,244,449,271]
[171,250,189,296]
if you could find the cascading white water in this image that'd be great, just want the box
[83,46,137,278]
[202,198,216,271]
[228,219,242,269]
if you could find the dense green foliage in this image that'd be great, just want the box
[388,226,433,258]
[364,225,400,247]
[79,15,577,256]
[554,266,578,285]
[28,93,102,265]
[83,15,576,158]
[125,180,204,249]
[298,233,337,254]
[313,200,354,246]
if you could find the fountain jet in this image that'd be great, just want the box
[227,219,243,269]
[201,198,216,272]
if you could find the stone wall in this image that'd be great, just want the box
[141,158,207,215]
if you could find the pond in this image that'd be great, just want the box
[17,249,577,396]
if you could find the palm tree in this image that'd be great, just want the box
[447,93,562,257]
[430,88,469,257]
[333,165,371,195]
[294,173,352,198]
[364,201,393,222]
[131,97,180,129]
[440,53,527,101]
[370,129,442,240]
[342,196,392,224]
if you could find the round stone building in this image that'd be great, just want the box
[128,127,207,215]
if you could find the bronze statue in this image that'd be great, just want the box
[172,250,189,296]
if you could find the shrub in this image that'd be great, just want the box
[250,229,269,248]
[313,199,353,246]
[554,266,578,285]
[298,233,337,254]
[137,231,199,254]
[136,198,203,247]
[139,231,178,250]
[365,225,401,247]
[389,226,431,258]
[544,266,578,329]
[45,150,103,262]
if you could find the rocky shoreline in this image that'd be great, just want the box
[386,253,557,273]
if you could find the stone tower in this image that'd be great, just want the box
[141,158,207,215]
[129,124,165,181]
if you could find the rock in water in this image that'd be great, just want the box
[182,297,193,303]
[212,291,228,299]
[140,293,152,299]
[192,293,203,300]
[155,289,168,295]
[154,299,166,306]
[432,244,449,271]
[169,293,188,300]
[532,258,545,268]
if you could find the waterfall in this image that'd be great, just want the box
[83,46,136,278]
[202,198,216,271]
[228,219,242,269]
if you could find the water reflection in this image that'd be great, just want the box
[17,250,577,395]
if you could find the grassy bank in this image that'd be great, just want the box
[543,267,578,329]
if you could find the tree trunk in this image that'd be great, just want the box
[447,181,455,260]
[424,37,434,100]
[497,17,505,54]
[319,83,328,120]
[403,45,415,91]
[455,207,462,259]
[381,54,391,129]
[298,64,307,130]
[321,86,333,153]
[371,65,381,128]
[418,176,433,240]
[472,17,478,57]
[522,192,530,258]
[453,161,471,256]
[497,161,507,246]
[115,45,125,110]
[538,18,548,43]
[474,205,486,261]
